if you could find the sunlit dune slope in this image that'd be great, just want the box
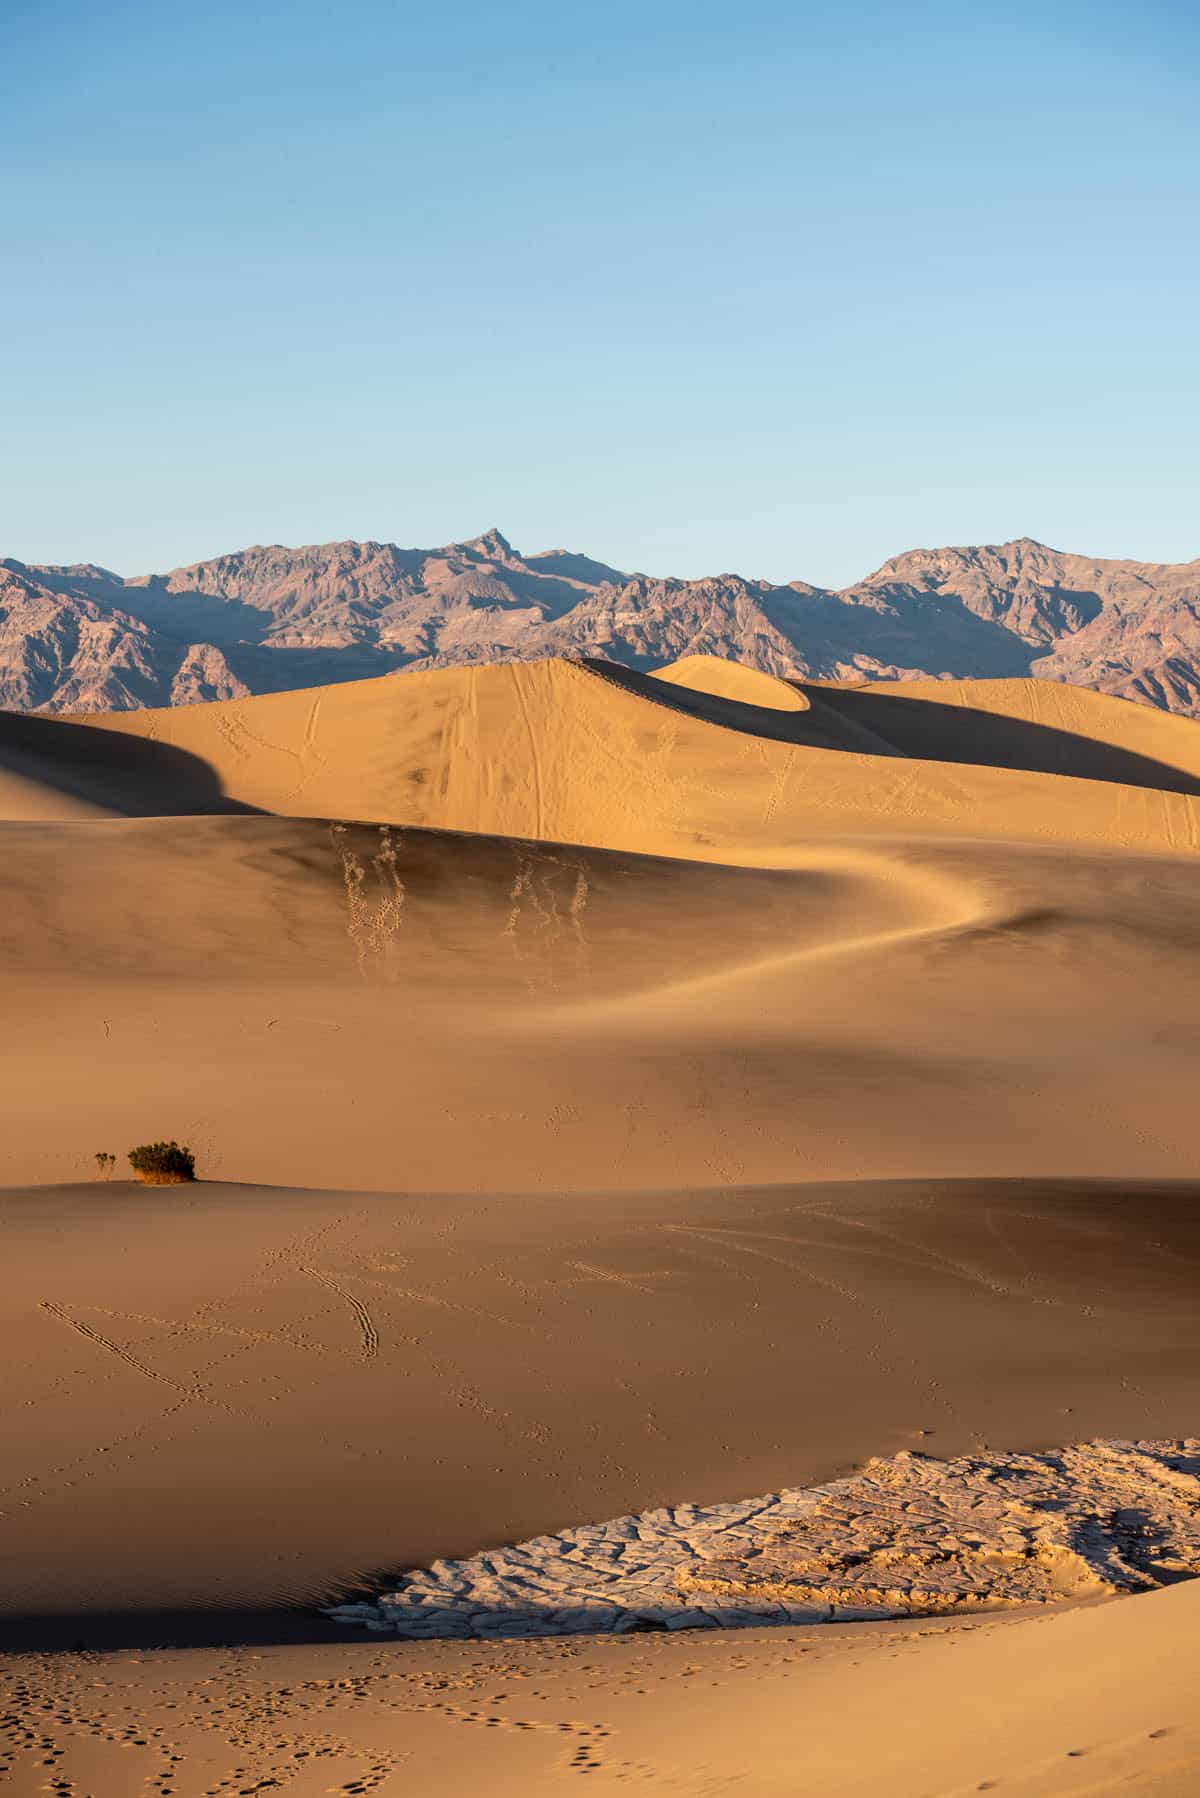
[651,654,809,711]
[2,654,1199,855]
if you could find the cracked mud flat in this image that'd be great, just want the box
[331,1438,1200,1640]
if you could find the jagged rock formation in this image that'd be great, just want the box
[329,1438,1200,1640]
[3,530,1199,714]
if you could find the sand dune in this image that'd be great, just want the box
[3,654,1200,1790]
[803,673,1200,791]
[0,658,1197,1187]
[0,662,1196,1190]
[1,810,1198,1191]
[0,654,1196,851]
[652,653,810,711]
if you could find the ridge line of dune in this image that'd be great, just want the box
[538,843,986,1019]
[573,656,815,744]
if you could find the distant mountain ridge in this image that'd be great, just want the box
[3,530,1199,715]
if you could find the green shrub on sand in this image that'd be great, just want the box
[127,1141,196,1185]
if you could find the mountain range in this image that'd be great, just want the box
[3,528,1199,714]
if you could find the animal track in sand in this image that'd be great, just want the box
[565,1262,679,1298]
[0,1659,633,1795]
[408,1696,611,1777]
[37,1302,198,1394]
[346,1265,553,1343]
[298,1268,380,1361]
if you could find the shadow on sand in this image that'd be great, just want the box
[593,660,1200,796]
[0,711,263,816]
[796,684,1200,796]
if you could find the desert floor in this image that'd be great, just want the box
[3,658,1200,1793]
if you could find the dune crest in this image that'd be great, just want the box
[652,653,810,711]
[0,653,1193,858]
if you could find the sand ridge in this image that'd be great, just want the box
[0,653,1197,852]
[651,653,811,711]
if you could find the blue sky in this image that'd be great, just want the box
[2,0,1196,584]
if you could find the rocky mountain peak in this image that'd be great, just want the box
[1,532,1197,717]
[456,528,517,562]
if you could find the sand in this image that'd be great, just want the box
[6,1588,1200,1793]
[3,654,1200,1792]
[26,656,1200,848]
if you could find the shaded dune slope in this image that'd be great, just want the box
[802,673,1200,794]
[0,708,262,817]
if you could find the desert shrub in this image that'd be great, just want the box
[94,1151,117,1180]
[127,1140,196,1185]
